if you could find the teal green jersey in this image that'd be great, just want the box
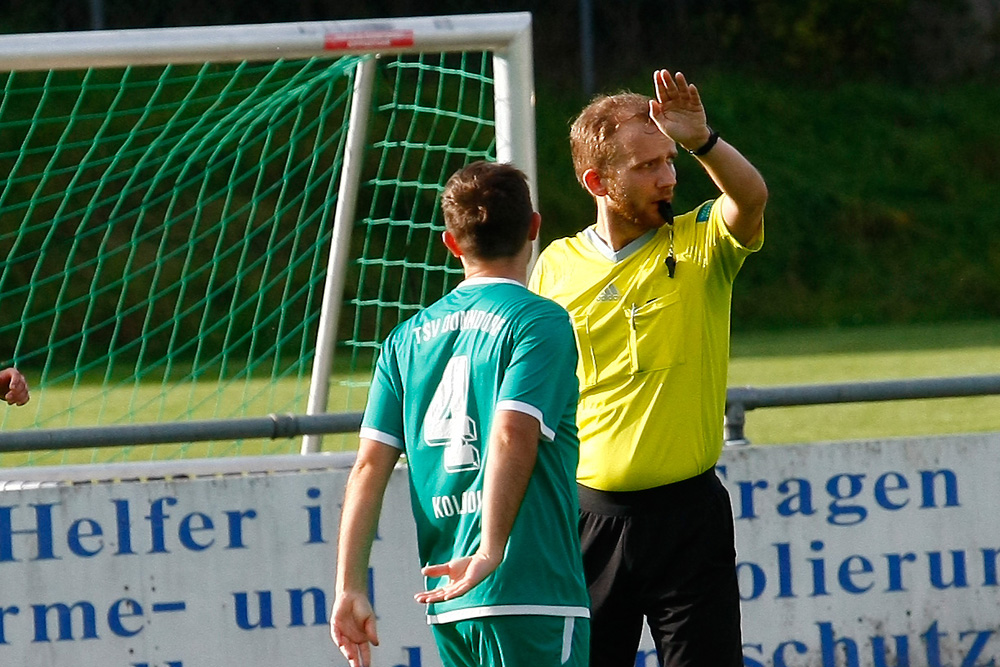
[361,277,589,623]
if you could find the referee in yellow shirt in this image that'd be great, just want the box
[529,69,767,667]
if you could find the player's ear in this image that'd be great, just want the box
[582,168,608,198]
[528,212,541,241]
[442,230,463,258]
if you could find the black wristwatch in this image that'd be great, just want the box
[688,128,720,156]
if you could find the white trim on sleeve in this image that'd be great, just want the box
[495,400,555,441]
[358,426,403,449]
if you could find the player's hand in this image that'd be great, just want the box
[331,591,378,667]
[414,551,502,604]
[649,69,711,151]
[0,368,30,406]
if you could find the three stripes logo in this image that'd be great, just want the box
[596,283,621,302]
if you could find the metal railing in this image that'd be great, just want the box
[0,412,363,454]
[2,374,998,455]
[724,374,1000,445]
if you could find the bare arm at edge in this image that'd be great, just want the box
[331,438,401,667]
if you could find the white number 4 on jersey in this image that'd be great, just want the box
[423,356,481,473]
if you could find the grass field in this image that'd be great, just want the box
[0,320,997,468]
[0,371,368,468]
[728,319,1000,444]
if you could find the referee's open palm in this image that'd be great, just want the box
[649,69,708,149]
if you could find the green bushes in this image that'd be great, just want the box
[3,1,998,330]
[534,72,1000,329]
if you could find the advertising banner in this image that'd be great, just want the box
[1,432,998,666]
[723,434,1000,667]
[0,465,422,666]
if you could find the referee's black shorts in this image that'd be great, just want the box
[578,468,742,667]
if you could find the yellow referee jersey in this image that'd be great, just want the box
[529,198,762,491]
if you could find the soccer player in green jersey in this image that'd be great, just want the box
[332,161,589,667]
[530,70,768,666]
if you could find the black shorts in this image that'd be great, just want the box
[578,469,742,667]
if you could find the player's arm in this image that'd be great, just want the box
[415,409,539,603]
[0,368,30,406]
[649,69,767,247]
[331,438,401,667]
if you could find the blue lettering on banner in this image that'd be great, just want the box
[0,497,258,562]
[393,646,423,667]
[304,487,326,544]
[0,586,333,643]
[736,539,999,601]
[741,620,1000,667]
[0,454,993,664]
[0,597,188,645]
[716,466,960,527]
[635,649,657,666]
[233,587,329,630]
[713,463,994,607]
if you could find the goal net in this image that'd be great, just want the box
[0,14,536,467]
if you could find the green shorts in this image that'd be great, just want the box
[431,615,589,667]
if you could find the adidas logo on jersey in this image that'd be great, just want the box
[596,283,621,302]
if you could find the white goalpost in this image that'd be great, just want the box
[0,12,537,468]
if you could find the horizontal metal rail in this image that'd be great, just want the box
[1,374,998,456]
[725,374,1000,445]
[0,412,363,454]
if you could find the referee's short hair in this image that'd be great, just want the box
[570,91,651,188]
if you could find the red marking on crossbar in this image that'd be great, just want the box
[324,30,415,51]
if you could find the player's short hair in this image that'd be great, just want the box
[441,161,533,261]
[569,92,651,188]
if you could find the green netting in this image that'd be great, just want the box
[0,51,497,465]
[318,52,497,451]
